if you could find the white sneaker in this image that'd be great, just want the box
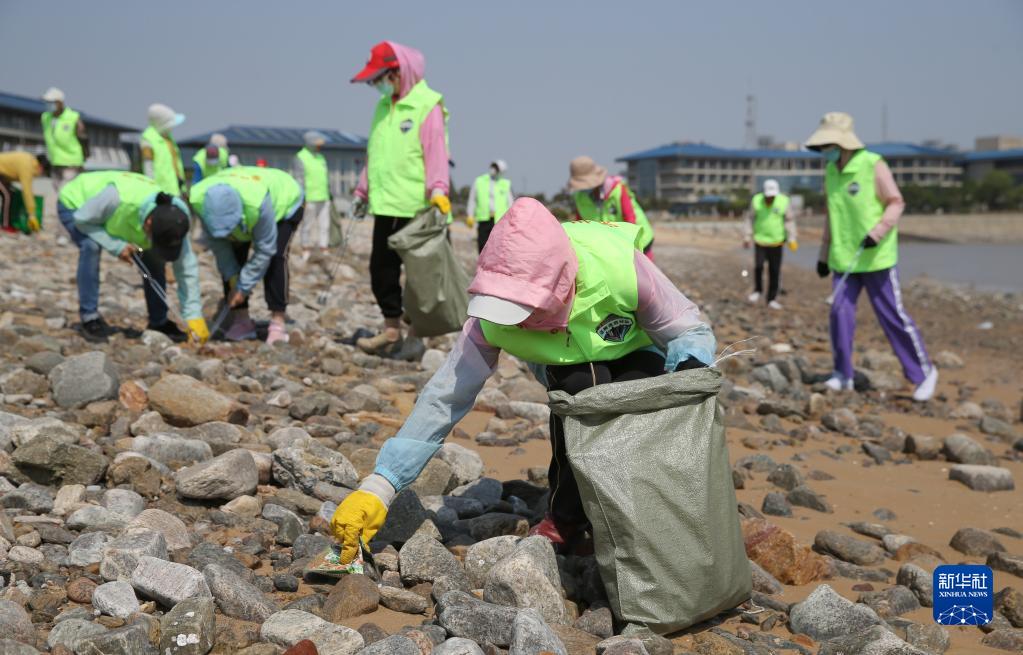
[768,300,783,310]
[912,367,939,402]
[747,292,761,303]
[824,375,854,392]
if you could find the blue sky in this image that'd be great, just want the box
[2,0,1020,194]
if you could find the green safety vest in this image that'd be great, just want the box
[141,126,185,195]
[192,147,229,179]
[574,182,654,250]
[41,108,84,167]
[826,150,897,273]
[296,147,330,202]
[751,192,790,245]
[59,171,161,248]
[191,167,301,241]
[366,80,448,218]
[473,174,511,222]
[481,220,653,365]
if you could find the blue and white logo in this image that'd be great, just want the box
[933,564,993,625]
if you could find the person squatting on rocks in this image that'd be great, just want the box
[569,155,655,260]
[189,166,304,346]
[743,178,798,310]
[350,41,451,360]
[56,171,207,344]
[0,151,49,233]
[806,111,938,401]
[329,197,717,562]
[466,159,514,252]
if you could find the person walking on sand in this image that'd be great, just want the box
[294,130,332,262]
[349,41,451,361]
[569,156,655,259]
[467,159,514,252]
[806,112,937,401]
[40,87,88,194]
[327,198,716,562]
[743,179,798,309]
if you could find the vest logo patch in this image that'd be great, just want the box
[596,314,633,343]
[399,119,414,133]
[847,182,860,196]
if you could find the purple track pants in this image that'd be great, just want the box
[830,266,933,384]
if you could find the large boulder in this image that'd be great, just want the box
[48,351,119,408]
[130,556,211,608]
[12,435,108,485]
[148,374,248,427]
[175,449,258,501]
[483,536,566,624]
[789,584,884,641]
[260,609,364,654]
[271,437,358,494]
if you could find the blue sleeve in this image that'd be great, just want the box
[192,162,204,185]
[206,237,241,283]
[665,324,717,370]
[73,185,127,255]
[237,194,277,294]
[170,237,202,320]
[374,328,497,492]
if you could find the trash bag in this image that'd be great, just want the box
[548,367,751,634]
[387,207,470,337]
[327,199,345,248]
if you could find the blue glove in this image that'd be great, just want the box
[664,324,716,371]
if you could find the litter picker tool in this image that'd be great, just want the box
[207,302,233,339]
[316,212,361,306]
[825,243,866,306]
[131,251,200,342]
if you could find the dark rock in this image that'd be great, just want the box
[321,574,379,621]
[856,585,920,619]
[12,436,108,485]
[767,463,804,491]
[203,563,278,622]
[814,530,887,565]
[787,485,833,513]
[949,527,1006,557]
[762,492,793,517]
[436,591,518,647]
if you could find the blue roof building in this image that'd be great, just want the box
[617,141,962,203]
[180,125,367,197]
[0,90,138,170]
[961,148,1023,184]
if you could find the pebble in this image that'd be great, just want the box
[92,580,141,619]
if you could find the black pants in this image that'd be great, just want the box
[754,244,783,302]
[0,177,13,230]
[370,215,408,319]
[223,207,303,312]
[545,349,666,526]
[476,219,496,253]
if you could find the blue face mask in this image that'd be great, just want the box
[823,147,841,164]
[373,79,394,97]
[46,102,58,113]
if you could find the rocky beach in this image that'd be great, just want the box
[0,219,1020,655]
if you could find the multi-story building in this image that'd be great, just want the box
[962,149,1023,184]
[618,141,964,203]
[974,135,1023,152]
[0,90,137,169]
[179,125,367,198]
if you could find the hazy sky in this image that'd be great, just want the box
[2,1,1020,194]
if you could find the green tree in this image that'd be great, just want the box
[977,170,1015,210]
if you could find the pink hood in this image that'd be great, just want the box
[468,198,578,330]
[385,41,425,98]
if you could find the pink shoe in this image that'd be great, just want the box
[266,321,289,345]
[225,316,257,341]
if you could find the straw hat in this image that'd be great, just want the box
[568,156,608,191]
[804,112,865,151]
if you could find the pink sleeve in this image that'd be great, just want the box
[618,186,637,224]
[355,166,368,201]
[420,105,450,195]
[869,160,905,241]
[464,317,500,368]
[633,251,706,350]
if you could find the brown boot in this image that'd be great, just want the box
[356,331,400,354]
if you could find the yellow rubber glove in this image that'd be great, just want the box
[330,490,388,564]
[788,239,799,252]
[466,216,476,229]
[27,217,40,233]
[187,318,210,344]
[430,193,451,215]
